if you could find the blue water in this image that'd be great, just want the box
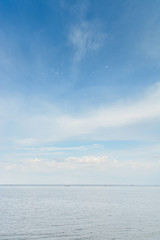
[0,185,160,239]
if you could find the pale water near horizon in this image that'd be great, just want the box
[0,185,160,240]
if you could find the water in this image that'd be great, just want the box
[0,185,160,240]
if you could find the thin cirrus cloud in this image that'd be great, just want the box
[1,81,159,146]
[25,144,100,152]
[69,21,106,63]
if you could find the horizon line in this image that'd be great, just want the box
[1,184,160,187]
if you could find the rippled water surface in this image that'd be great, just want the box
[0,185,160,239]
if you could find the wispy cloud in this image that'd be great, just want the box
[25,144,100,152]
[69,21,106,62]
[0,82,160,145]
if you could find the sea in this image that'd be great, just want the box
[0,185,160,240]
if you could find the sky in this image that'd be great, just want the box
[0,0,160,185]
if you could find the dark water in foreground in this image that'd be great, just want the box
[0,185,160,240]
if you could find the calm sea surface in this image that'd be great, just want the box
[0,185,160,240]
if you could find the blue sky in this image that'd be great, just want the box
[0,0,160,184]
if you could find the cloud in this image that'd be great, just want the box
[67,155,108,165]
[5,163,17,171]
[4,154,160,175]
[25,144,100,152]
[35,81,160,142]
[105,65,110,69]
[69,21,106,62]
[141,19,160,62]
[3,155,113,172]
[0,82,160,145]
[29,158,42,163]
